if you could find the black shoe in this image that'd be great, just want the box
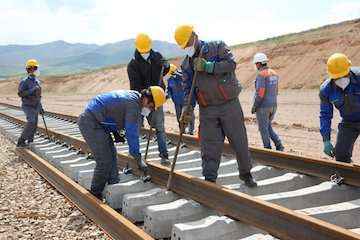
[16,139,28,148]
[90,191,103,201]
[240,173,257,188]
[205,178,216,183]
[159,153,170,165]
[276,144,284,151]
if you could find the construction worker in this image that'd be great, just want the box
[166,64,195,134]
[17,59,44,147]
[251,53,284,151]
[174,25,257,187]
[78,86,166,199]
[319,53,360,163]
[127,33,170,165]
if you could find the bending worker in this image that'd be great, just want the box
[174,25,257,187]
[78,86,166,199]
[319,53,360,163]
[251,53,284,151]
[17,59,44,147]
[127,33,170,165]
[166,63,195,135]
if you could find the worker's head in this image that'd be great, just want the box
[253,53,268,70]
[25,59,40,77]
[140,86,166,116]
[327,53,351,80]
[135,33,152,59]
[174,25,199,57]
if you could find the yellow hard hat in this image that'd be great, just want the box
[150,86,166,109]
[166,64,177,77]
[174,25,194,49]
[135,33,152,53]
[327,53,352,79]
[25,59,39,68]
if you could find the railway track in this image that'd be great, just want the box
[0,102,359,240]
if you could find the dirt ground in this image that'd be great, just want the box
[0,134,110,239]
[0,89,358,163]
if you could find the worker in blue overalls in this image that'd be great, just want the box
[319,53,360,163]
[166,64,195,134]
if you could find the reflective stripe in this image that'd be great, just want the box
[258,87,266,97]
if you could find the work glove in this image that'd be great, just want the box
[180,106,193,127]
[134,155,148,171]
[193,57,215,73]
[323,141,335,158]
[111,131,125,143]
[251,105,257,114]
[29,85,41,95]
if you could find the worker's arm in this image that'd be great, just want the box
[319,92,333,141]
[212,41,236,74]
[124,121,141,158]
[127,61,144,92]
[253,74,266,109]
[18,80,35,97]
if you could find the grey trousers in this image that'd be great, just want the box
[19,104,40,142]
[335,122,360,163]
[78,111,119,195]
[199,99,252,180]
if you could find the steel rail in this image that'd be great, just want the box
[15,147,153,240]
[2,102,359,187]
[0,108,359,239]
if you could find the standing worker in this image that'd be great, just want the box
[127,33,170,164]
[166,64,195,135]
[319,53,360,163]
[17,59,44,147]
[174,25,257,187]
[78,87,166,199]
[251,53,284,151]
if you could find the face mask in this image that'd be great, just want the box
[141,53,150,60]
[335,77,350,90]
[33,69,40,77]
[184,39,195,57]
[141,107,151,116]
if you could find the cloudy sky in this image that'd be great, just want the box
[1,0,360,46]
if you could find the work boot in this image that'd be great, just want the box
[239,173,257,188]
[136,157,148,171]
[90,191,103,201]
[276,144,284,151]
[159,153,170,165]
[205,178,216,183]
[16,138,28,148]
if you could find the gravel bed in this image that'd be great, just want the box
[0,134,110,239]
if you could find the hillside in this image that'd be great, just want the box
[0,40,183,78]
[0,18,360,94]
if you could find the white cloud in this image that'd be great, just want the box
[0,0,359,46]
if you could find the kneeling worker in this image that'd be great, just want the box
[78,86,166,199]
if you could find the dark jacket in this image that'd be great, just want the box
[127,49,169,92]
[319,67,360,141]
[181,40,241,107]
[18,75,42,107]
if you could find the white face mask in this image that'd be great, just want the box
[33,69,40,77]
[141,53,150,60]
[141,107,151,116]
[184,39,195,57]
[335,77,350,90]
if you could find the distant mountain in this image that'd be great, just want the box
[0,39,184,78]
